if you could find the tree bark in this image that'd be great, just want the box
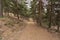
[0,0,3,17]
[38,0,43,26]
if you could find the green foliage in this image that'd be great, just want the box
[3,0,30,17]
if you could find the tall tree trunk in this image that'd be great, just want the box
[48,0,53,29]
[0,0,3,17]
[38,0,43,26]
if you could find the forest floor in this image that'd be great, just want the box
[0,17,60,40]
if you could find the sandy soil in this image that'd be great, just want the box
[0,17,60,40]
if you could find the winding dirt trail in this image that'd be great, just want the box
[13,21,60,40]
[0,18,60,40]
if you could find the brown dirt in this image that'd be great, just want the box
[0,17,60,40]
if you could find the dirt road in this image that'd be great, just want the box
[0,18,60,40]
